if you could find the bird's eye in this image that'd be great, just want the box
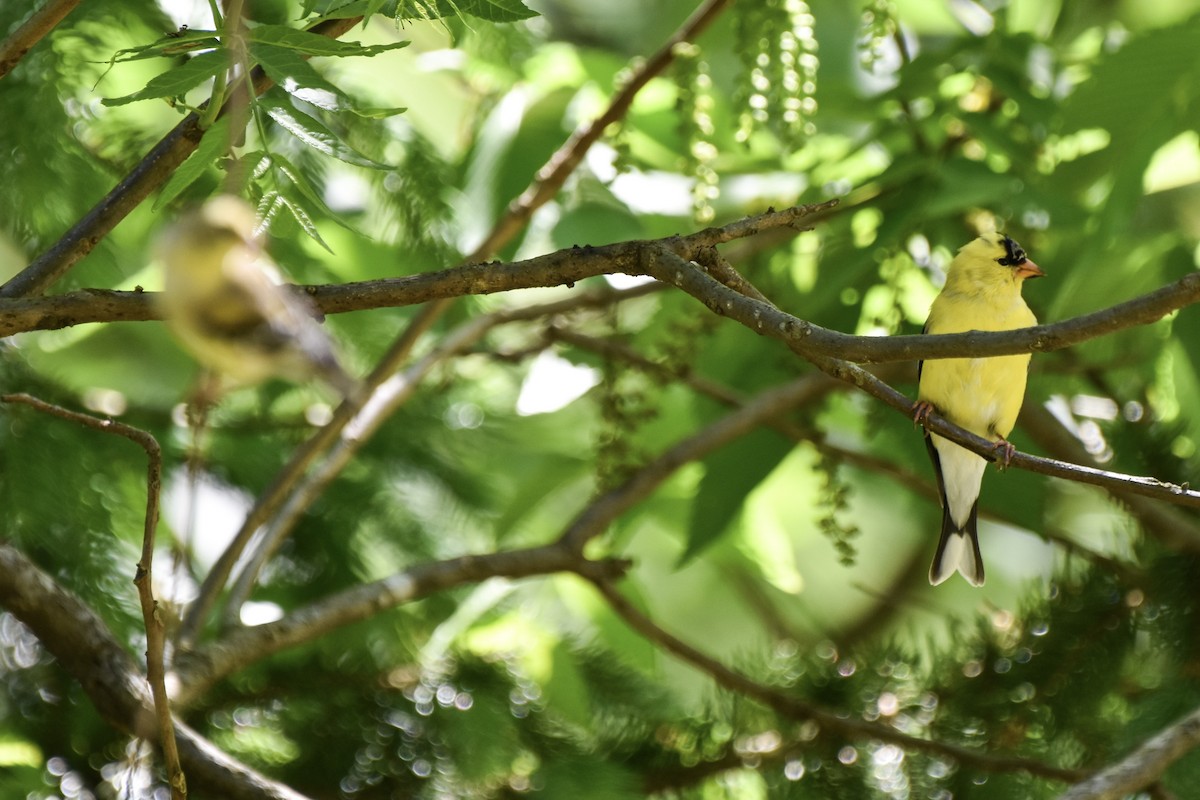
[996,236,1026,267]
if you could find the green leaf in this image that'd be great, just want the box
[922,158,1021,219]
[262,153,327,214]
[306,0,403,24]
[102,50,227,107]
[256,154,348,249]
[250,42,348,111]
[307,0,536,23]
[1060,19,1200,227]
[258,190,325,250]
[261,95,390,168]
[1165,246,1200,403]
[155,116,233,209]
[681,427,794,564]
[250,42,404,117]
[249,24,410,58]
[412,0,537,22]
[1063,19,1200,143]
[347,106,407,120]
[108,29,222,64]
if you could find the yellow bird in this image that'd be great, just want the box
[155,196,360,399]
[914,233,1044,586]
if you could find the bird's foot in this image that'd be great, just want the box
[912,400,935,427]
[992,438,1017,470]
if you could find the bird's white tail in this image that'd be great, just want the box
[929,527,984,586]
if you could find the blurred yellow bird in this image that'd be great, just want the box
[914,233,1044,587]
[155,195,359,399]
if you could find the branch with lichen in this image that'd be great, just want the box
[1055,705,1200,800]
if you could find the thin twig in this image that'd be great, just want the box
[218,285,658,625]
[585,572,1085,783]
[479,0,734,258]
[1,394,183,797]
[0,0,82,79]
[557,373,838,553]
[170,544,627,706]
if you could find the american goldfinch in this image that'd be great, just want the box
[155,196,359,398]
[914,233,1044,587]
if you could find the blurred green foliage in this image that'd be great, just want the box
[3,0,1200,798]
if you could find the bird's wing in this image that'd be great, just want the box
[187,268,302,355]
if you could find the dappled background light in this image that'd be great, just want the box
[3,0,1200,797]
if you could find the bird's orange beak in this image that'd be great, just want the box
[1017,260,1044,280]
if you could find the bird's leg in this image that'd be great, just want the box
[992,438,1017,470]
[912,400,936,427]
[188,371,225,414]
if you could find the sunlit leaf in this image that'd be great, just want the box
[425,0,537,22]
[261,94,390,168]
[249,24,410,58]
[250,42,404,117]
[305,0,536,23]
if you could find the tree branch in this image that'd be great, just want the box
[0,543,313,800]
[557,373,840,553]
[2,393,184,798]
[646,249,1200,519]
[4,202,1198,374]
[0,0,82,79]
[0,202,826,337]
[170,543,618,706]
[816,355,1200,518]
[1056,706,1200,800]
[175,0,736,642]
[217,285,658,626]
[643,240,1200,363]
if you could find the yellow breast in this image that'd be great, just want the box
[918,289,1037,440]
